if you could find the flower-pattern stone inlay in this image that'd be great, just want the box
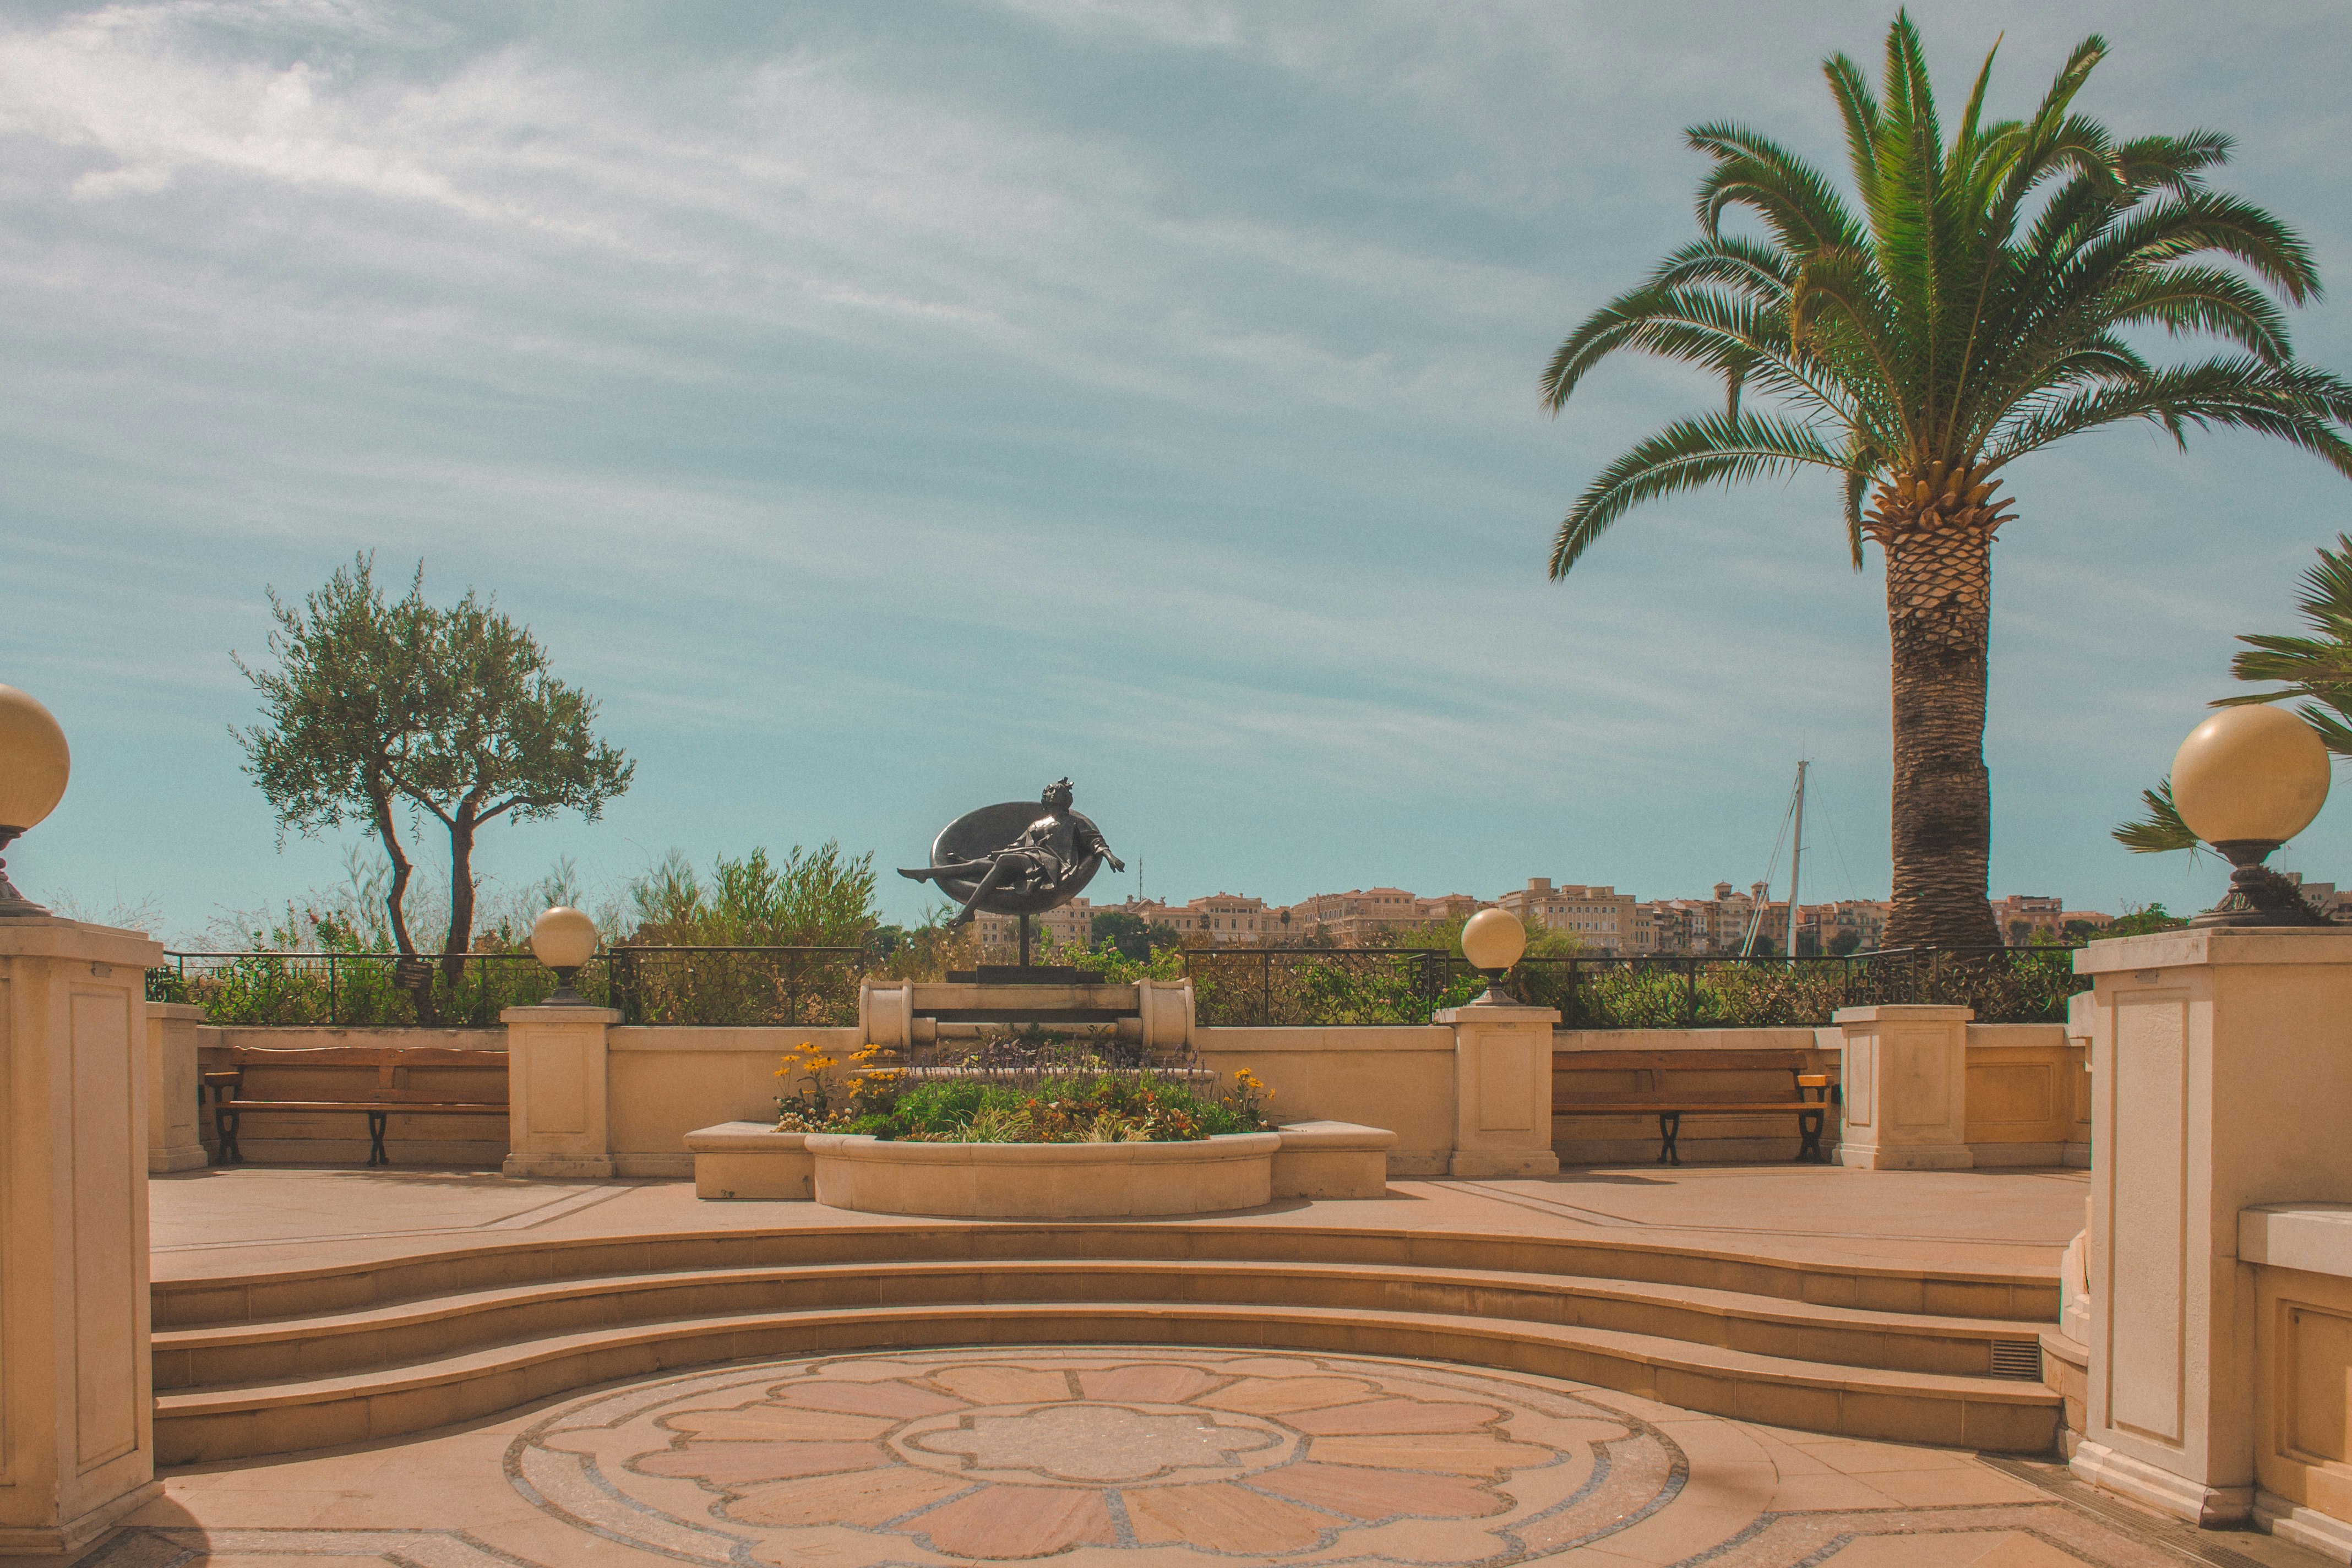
[508,1347,1687,1565]
[907,1403,1287,1483]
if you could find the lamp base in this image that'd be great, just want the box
[2189,841,2332,929]
[0,834,50,919]
[1468,969,1518,1006]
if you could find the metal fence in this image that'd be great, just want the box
[147,946,865,1028]
[1178,945,2089,1029]
[149,941,2088,1031]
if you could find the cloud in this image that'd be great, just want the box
[1,0,2347,935]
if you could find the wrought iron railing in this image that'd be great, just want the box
[147,946,864,1028]
[1178,945,2088,1029]
[149,941,2086,1031]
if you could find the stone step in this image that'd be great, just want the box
[152,1298,2060,1466]
[153,1221,2056,1329]
[153,1257,2049,1391]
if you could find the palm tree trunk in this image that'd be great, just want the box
[1885,526,2005,950]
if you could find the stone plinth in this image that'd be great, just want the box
[1435,1000,1560,1179]
[1833,1005,1973,1170]
[0,916,166,1554]
[1269,1121,1395,1199]
[2071,928,2352,1526]
[502,1004,620,1178]
[145,1000,208,1173]
[685,1123,813,1200]
[857,978,1194,1049]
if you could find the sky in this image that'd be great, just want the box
[2,0,2350,944]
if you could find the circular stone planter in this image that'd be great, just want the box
[802,1131,1282,1219]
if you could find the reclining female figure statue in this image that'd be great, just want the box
[897,778,1125,928]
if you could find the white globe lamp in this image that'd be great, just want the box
[530,906,601,1003]
[2171,705,2333,927]
[0,684,71,918]
[1460,907,1528,1005]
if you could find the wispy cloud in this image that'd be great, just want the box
[1,0,2346,937]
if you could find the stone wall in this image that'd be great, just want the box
[178,1015,2083,1175]
[1193,1026,1454,1177]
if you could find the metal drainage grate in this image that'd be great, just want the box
[1990,1338,2045,1380]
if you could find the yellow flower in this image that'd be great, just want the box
[809,1056,837,1072]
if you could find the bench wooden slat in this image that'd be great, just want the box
[1558,1101,1827,1114]
[1554,1051,1837,1167]
[1553,1050,1835,1071]
[218,1100,505,1113]
[208,1047,504,1069]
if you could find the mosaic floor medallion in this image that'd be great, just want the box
[504,1347,1686,1565]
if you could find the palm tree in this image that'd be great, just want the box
[2115,532,2352,856]
[1541,13,2352,948]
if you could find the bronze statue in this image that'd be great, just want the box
[899,781,1124,951]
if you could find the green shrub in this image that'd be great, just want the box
[777,1063,1268,1144]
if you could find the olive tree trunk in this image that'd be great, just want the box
[1883,526,2005,950]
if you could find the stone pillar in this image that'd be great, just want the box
[145,1000,207,1174]
[502,1004,619,1179]
[0,916,166,1555]
[1435,1000,1560,1178]
[1832,1004,1973,1170]
[2071,928,2352,1525]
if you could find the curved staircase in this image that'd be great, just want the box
[153,1223,2062,1464]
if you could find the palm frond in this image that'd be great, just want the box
[2114,779,2199,854]
[1550,412,1850,579]
[2104,264,2293,363]
[1985,356,2352,476]
[1688,124,1865,253]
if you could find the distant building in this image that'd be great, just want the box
[1499,879,1638,952]
[974,897,1098,960]
[1278,888,1472,946]
[1994,894,2065,946]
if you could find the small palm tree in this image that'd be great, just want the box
[2116,532,2352,854]
[1542,12,2352,948]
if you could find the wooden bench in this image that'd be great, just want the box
[205,1047,508,1168]
[1554,1050,1839,1166]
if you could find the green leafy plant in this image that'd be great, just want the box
[1543,13,2351,949]
[234,553,632,1007]
[791,1066,1271,1144]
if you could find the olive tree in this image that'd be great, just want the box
[235,554,634,990]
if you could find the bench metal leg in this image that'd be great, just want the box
[1796,1109,1825,1164]
[366,1111,390,1168]
[1657,1112,1681,1167]
[215,1109,242,1167]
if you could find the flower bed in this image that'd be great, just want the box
[773,1040,1273,1144]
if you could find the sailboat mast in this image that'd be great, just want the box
[1786,760,1806,959]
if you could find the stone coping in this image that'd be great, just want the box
[1270,1120,1397,1151]
[2241,1202,2352,1280]
[2073,924,2352,973]
[804,1131,1282,1165]
[684,1124,810,1152]
[684,1121,1387,1154]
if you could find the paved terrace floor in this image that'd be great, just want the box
[89,1164,2331,1568]
[151,1163,2092,1284]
